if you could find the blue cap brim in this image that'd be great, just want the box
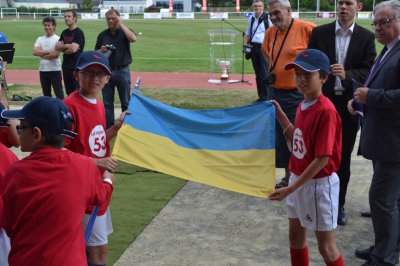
[284,62,320,72]
[76,62,111,74]
[1,109,25,120]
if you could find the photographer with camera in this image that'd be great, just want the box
[262,0,315,189]
[96,8,137,129]
[244,0,270,102]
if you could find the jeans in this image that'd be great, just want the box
[39,71,64,99]
[102,66,131,129]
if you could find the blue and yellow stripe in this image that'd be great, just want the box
[112,93,276,198]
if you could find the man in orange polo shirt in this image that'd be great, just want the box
[262,0,315,188]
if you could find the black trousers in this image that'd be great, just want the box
[369,160,400,266]
[62,67,80,95]
[39,71,64,99]
[250,44,269,100]
[337,116,358,207]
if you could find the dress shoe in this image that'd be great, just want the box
[360,259,377,266]
[361,210,372,217]
[338,206,348,226]
[355,246,374,261]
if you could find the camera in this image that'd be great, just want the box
[263,73,276,85]
[104,44,116,57]
[243,44,253,60]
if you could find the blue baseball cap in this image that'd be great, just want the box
[75,51,111,74]
[0,102,9,127]
[1,96,77,139]
[284,49,331,75]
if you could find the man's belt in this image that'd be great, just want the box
[250,42,262,48]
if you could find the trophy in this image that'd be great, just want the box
[217,59,231,80]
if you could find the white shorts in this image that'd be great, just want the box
[82,207,113,246]
[286,173,339,231]
[0,228,10,266]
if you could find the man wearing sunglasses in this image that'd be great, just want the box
[348,1,400,265]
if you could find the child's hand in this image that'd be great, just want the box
[270,100,287,122]
[115,111,131,129]
[94,157,118,173]
[269,187,291,201]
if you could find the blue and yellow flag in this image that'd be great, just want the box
[112,93,276,198]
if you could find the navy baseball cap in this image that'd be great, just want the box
[75,51,111,74]
[284,49,331,75]
[1,96,77,139]
[0,102,9,127]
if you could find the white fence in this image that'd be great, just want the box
[0,10,374,20]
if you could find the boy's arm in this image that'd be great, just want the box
[270,100,294,142]
[269,156,329,201]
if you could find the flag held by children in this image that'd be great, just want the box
[112,93,276,198]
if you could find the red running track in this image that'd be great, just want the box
[6,70,257,91]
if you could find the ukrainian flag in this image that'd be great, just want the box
[112,93,276,198]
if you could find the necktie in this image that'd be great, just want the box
[365,46,388,86]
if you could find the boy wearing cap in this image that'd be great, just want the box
[269,49,343,266]
[63,51,126,265]
[0,97,113,265]
[0,114,18,266]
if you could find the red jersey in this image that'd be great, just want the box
[2,147,112,266]
[289,95,342,179]
[63,91,110,214]
[63,91,110,159]
[0,143,18,228]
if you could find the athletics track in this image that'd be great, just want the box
[7,70,257,91]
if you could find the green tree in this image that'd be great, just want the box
[82,0,93,10]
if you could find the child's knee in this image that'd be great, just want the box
[87,244,109,264]
[317,243,339,262]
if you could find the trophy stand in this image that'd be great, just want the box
[207,29,240,84]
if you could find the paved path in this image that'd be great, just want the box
[6,70,257,90]
[115,135,375,266]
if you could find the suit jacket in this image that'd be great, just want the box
[308,22,376,125]
[360,40,400,162]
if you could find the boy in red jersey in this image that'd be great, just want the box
[63,51,126,265]
[0,113,18,266]
[0,97,113,266]
[269,49,343,266]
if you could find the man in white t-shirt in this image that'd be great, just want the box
[33,16,64,99]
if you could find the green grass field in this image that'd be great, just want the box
[3,18,382,264]
[1,18,382,73]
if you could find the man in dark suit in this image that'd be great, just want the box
[308,0,376,226]
[349,1,400,265]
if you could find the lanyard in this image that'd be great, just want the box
[250,13,264,41]
[270,18,294,72]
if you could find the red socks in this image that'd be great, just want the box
[290,246,309,266]
[326,255,344,266]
